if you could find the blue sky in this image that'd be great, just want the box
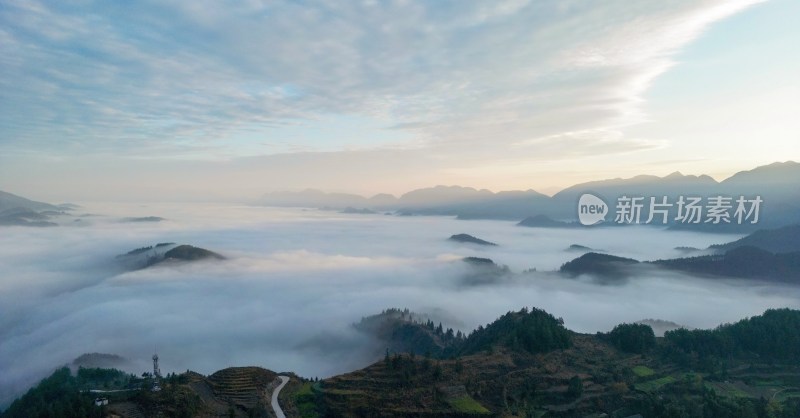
[0,0,797,200]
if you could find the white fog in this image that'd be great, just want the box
[1,203,798,406]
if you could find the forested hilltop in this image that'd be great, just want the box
[4,308,800,417]
[320,307,800,417]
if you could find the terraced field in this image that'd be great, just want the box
[208,366,278,410]
[107,401,145,418]
[634,375,677,393]
[629,362,800,407]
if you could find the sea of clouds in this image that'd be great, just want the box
[2,202,799,406]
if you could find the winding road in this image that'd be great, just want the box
[271,376,290,418]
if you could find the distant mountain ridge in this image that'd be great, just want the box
[634,319,690,337]
[0,190,60,213]
[709,224,800,253]
[517,214,577,228]
[653,246,800,282]
[558,248,800,283]
[70,353,129,370]
[259,161,800,231]
[557,226,800,283]
[0,191,72,227]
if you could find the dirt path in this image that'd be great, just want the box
[271,376,290,418]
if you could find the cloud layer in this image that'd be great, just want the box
[0,0,762,159]
[2,203,798,406]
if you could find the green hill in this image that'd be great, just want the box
[448,234,498,246]
[458,308,571,356]
[354,308,463,358]
[115,244,226,270]
[163,245,225,262]
[560,252,640,278]
[710,224,800,254]
[6,308,800,417]
[653,246,800,282]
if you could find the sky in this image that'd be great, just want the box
[1,0,798,201]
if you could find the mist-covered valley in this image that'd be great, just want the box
[2,202,799,407]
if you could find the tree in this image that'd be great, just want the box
[567,376,583,398]
[432,364,443,381]
[606,323,655,354]
[459,308,572,355]
[2,367,103,418]
[664,308,800,363]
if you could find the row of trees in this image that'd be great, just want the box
[459,307,572,355]
[663,308,800,362]
[1,368,105,418]
[421,318,467,343]
[603,323,656,354]
[362,307,573,359]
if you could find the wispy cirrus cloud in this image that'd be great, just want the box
[0,0,762,161]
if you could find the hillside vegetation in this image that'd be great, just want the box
[5,308,800,417]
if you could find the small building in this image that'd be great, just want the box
[94,398,108,406]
